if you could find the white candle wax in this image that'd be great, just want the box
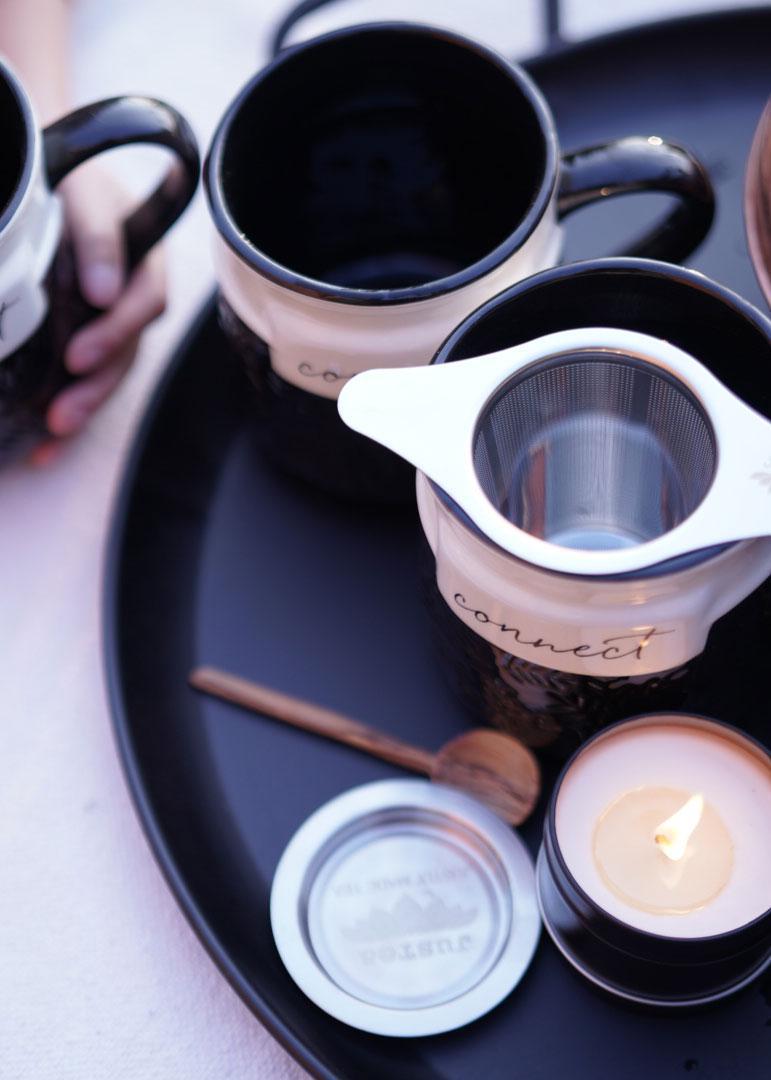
[555,716,771,937]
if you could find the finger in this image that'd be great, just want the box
[47,344,137,437]
[28,439,69,468]
[65,248,166,375]
[65,185,126,310]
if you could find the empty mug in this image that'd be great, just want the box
[0,61,199,462]
[339,258,771,757]
[205,21,714,502]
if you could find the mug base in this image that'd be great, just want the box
[218,296,417,505]
[418,533,698,758]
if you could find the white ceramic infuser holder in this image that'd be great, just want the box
[415,470,771,676]
[338,327,771,576]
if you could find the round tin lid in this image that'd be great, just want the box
[270,779,540,1036]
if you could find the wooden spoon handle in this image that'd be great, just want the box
[190,666,436,775]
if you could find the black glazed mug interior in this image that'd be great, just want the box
[435,259,771,403]
[0,70,29,223]
[216,24,553,292]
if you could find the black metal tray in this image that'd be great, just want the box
[105,9,771,1079]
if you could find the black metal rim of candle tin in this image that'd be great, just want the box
[428,256,771,582]
[536,713,771,1007]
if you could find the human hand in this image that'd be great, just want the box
[32,162,167,464]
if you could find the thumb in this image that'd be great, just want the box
[65,177,126,309]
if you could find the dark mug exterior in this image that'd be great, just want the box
[205,22,714,503]
[420,259,771,759]
[0,66,199,463]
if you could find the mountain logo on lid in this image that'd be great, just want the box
[341,891,478,943]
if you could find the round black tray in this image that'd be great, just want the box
[105,9,771,1080]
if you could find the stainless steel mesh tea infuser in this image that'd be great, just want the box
[338,328,771,576]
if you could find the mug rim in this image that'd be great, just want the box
[0,60,37,238]
[204,20,559,307]
[428,256,771,582]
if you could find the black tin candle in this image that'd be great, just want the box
[536,713,771,1006]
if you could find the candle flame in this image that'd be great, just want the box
[654,793,704,862]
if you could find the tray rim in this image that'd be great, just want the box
[102,9,771,1079]
[533,2,767,64]
[101,298,338,1075]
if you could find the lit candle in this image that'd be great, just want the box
[537,714,771,1005]
[555,716,770,936]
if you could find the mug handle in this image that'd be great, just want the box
[42,96,200,272]
[557,135,714,262]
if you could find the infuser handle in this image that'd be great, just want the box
[190,666,437,775]
[557,136,714,262]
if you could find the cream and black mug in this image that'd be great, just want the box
[205,21,714,502]
[0,61,199,462]
[409,259,771,758]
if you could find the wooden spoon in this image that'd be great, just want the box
[745,96,771,307]
[190,666,540,826]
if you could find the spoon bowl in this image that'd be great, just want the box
[432,728,541,825]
